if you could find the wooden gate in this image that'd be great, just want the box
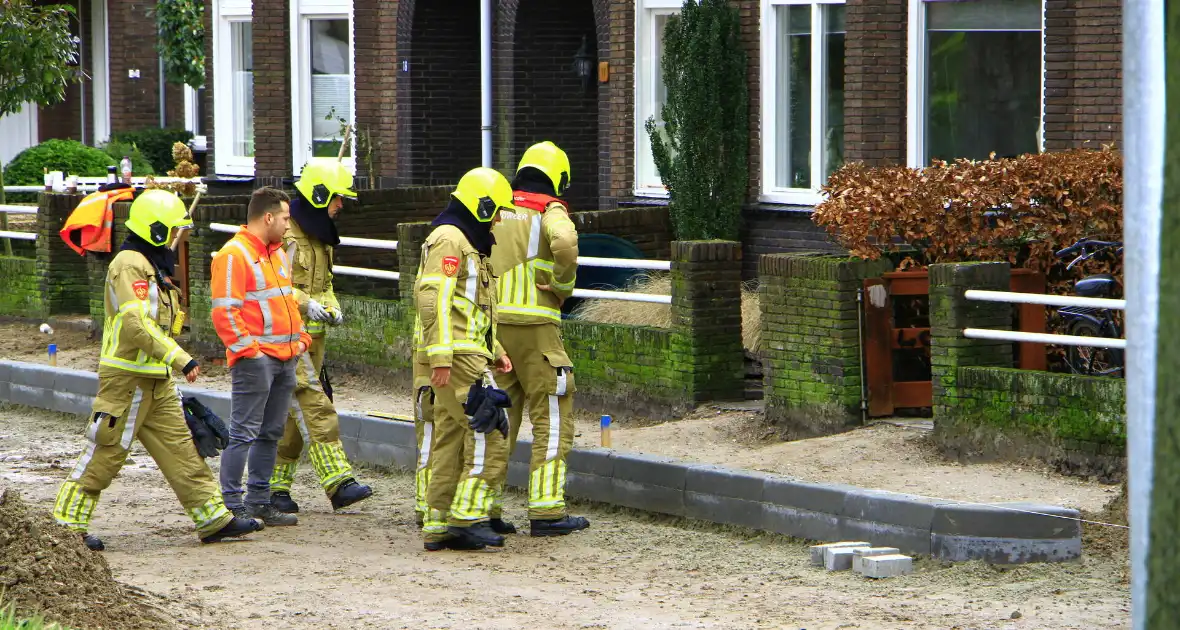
[862,269,1046,417]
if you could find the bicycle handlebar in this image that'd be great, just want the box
[1055,239,1123,258]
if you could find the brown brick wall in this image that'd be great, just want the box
[843,0,907,167]
[737,0,760,200]
[606,0,635,201]
[1044,0,1122,151]
[252,0,292,184]
[202,0,215,170]
[354,0,401,184]
[106,1,186,135]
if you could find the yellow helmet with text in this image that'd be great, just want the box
[295,158,357,209]
[125,189,191,247]
[451,167,513,223]
[516,141,571,197]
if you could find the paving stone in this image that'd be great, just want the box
[809,541,871,566]
[358,417,414,447]
[860,554,914,578]
[684,492,763,530]
[766,505,842,543]
[852,547,901,573]
[825,545,872,571]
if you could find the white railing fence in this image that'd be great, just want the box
[207,222,673,303]
[962,289,1126,350]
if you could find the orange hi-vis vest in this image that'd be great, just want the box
[210,227,312,367]
[59,188,135,255]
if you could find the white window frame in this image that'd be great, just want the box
[212,0,254,176]
[760,0,846,206]
[291,0,356,177]
[90,0,111,145]
[634,0,683,199]
[906,0,1046,169]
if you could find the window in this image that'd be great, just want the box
[634,0,681,197]
[292,0,355,175]
[212,0,253,176]
[907,0,1044,167]
[761,0,846,205]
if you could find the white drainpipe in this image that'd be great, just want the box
[479,0,493,168]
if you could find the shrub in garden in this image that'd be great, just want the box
[98,140,154,176]
[3,139,117,186]
[109,128,194,174]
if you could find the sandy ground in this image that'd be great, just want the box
[0,404,1129,629]
[2,321,1118,513]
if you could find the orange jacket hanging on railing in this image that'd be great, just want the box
[59,187,135,255]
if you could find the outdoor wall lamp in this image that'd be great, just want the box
[572,34,595,92]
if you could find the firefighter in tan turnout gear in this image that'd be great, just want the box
[489,141,590,537]
[52,190,261,550]
[414,167,516,551]
[269,159,373,513]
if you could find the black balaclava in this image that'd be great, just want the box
[290,191,342,247]
[431,197,495,257]
[120,232,177,278]
[511,167,558,197]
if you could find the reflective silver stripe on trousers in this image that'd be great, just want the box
[119,388,145,450]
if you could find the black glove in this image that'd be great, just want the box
[182,396,229,457]
[465,382,512,437]
[319,363,334,403]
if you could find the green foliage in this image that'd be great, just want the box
[0,0,78,119]
[645,0,749,241]
[154,0,206,89]
[98,141,155,176]
[1,600,76,630]
[109,127,194,174]
[3,139,117,186]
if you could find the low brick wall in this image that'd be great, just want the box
[929,261,1126,481]
[759,253,894,439]
[0,257,41,317]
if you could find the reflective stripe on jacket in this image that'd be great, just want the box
[284,219,339,337]
[60,188,135,255]
[490,192,578,324]
[210,227,311,366]
[413,225,504,367]
[98,249,192,377]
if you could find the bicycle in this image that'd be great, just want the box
[1053,238,1124,377]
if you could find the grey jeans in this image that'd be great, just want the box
[220,354,298,508]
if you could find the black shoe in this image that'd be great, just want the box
[448,522,504,548]
[249,503,298,526]
[424,535,487,552]
[530,515,591,537]
[231,506,264,530]
[81,533,104,551]
[201,516,263,544]
[272,491,299,514]
[489,518,517,535]
[330,479,373,510]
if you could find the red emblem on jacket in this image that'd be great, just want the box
[132,280,150,301]
[442,256,460,277]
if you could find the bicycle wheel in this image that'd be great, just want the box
[1065,319,1124,377]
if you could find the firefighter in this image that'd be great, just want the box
[52,189,261,550]
[488,141,589,537]
[269,159,373,513]
[415,167,515,551]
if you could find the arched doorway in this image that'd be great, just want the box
[404,0,482,186]
[512,0,600,209]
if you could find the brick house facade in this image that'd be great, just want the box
[1,0,189,165]
[200,0,1122,258]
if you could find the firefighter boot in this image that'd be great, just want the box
[82,533,104,551]
[530,515,591,537]
[424,535,487,552]
[448,522,504,548]
[201,516,264,544]
[489,518,517,534]
[271,491,300,514]
[330,479,373,510]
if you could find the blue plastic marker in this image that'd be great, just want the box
[48,343,57,367]
[600,415,612,448]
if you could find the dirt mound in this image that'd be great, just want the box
[1082,481,1128,559]
[0,489,170,629]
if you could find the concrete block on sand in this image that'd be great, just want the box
[824,546,872,571]
[852,547,900,573]
[860,554,913,579]
[810,541,870,566]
